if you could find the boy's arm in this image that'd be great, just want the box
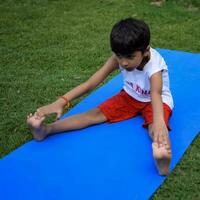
[60,54,118,103]
[35,55,118,119]
[150,71,169,146]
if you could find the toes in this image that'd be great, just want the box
[164,143,171,152]
[167,149,172,155]
[27,113,33,119]
[166,146,171,152]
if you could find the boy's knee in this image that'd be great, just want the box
[85,108,107,123]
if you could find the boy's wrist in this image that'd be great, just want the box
[56,96,71,108]
[55,98,66,107]
[153,117,165,124]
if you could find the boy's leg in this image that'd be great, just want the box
[27,89,139,141]
[27,108,107,141]
[142,103,172,176]
[148,124,172,176]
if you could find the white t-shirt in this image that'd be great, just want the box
[119,47,174,109]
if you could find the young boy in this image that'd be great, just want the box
[27,18,174,176]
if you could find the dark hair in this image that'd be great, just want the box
[110,18,150,56]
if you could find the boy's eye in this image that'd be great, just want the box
[116,54,122,58]
[116,54,135,59]
[126,55,135,59]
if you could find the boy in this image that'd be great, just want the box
[27,18,174,176]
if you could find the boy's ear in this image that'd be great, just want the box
[143,45,150,56]
[146,45,150,51]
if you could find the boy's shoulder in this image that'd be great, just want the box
[143,47,168,77]
[150,47,164,62]
[147,47,167,67]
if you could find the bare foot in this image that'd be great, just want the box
[27,113,47,141]
[152,142,172,176]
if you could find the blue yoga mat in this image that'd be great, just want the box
[0,49,200,200]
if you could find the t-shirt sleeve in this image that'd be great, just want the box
[146,57,168,78]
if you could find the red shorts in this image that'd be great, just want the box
[97,90,172,130]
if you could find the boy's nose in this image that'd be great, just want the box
[121,60,129,67]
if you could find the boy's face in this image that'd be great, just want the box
[115,49,149,71]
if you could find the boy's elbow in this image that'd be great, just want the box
[84,81,96,91]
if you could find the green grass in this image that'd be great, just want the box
[1,0,200,198]
[166,0,200,8]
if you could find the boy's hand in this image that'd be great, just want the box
[35,99,66,120]
[152,120,170,148]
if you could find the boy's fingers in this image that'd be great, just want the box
[56,115,60,120]
[35,112,41,119]
[154,134,161,148]
[153,134,158,144]
[158,134,163,147]
[153,129,170,148]
[34,112,45,120]
[163,134,168,146]
[163,131,170,146]
[165,139,171,150]
[164,134,168,145]
[40,116,46,122]
[56,111,63,120]
[36,109,43,117]
[34,112,39,119]
[36,109,48,118]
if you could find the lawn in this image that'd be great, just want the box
[1,0,200,199]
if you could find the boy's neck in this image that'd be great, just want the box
[137,52,150,71]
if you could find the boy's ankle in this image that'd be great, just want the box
[43,124,51,135]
